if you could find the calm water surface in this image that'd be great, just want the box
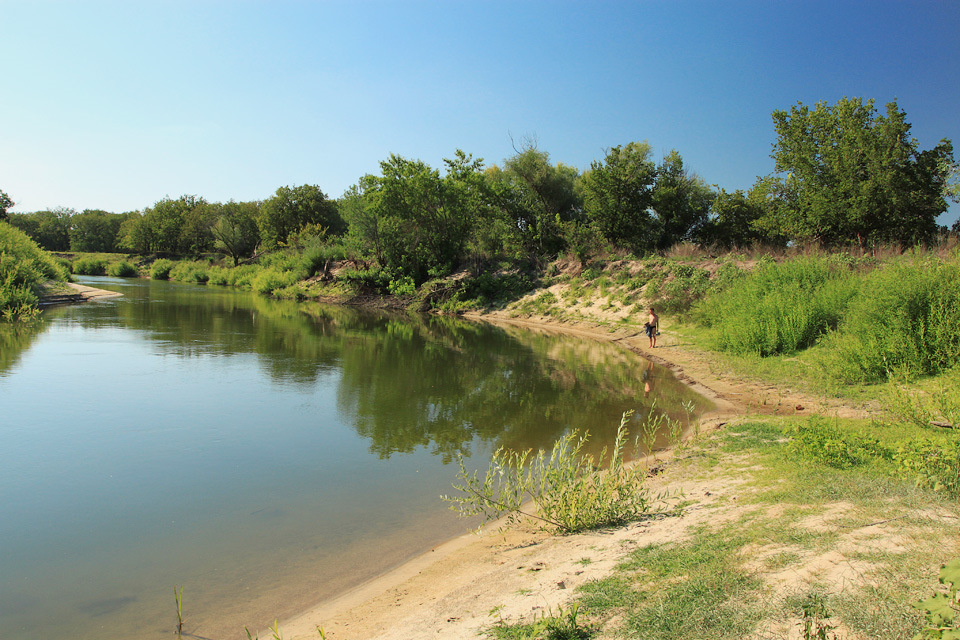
[0,276,708,640]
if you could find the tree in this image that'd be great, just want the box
[699,189,771,249]
[370,153,476,281]
[488,143,581,259]
[340,177,384,265]
[580,141,657,253]
[69,209,126,252]
[258,184,343,247]
[767,97,954,246]
[651,150,714,250]
[210,200,260,266]
[10,208,74,251]
[0,190,12,221]
[120,195,208,253]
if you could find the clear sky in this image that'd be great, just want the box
[2,0,958,225]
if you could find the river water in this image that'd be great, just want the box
[0,276,708,640]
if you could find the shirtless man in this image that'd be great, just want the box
[644,307,659,348]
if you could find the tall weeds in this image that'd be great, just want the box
[696,257,858,356]
[816,255,960,382]
[444,413,661,534]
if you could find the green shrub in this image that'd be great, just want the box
[912,558,960,637]
[696,257,858,356]
[387,275,416,297]
[785,418,890,469]
[444,413,661,534]
[787,417,960,496]
[893,438,960,495]
[339,267,390,292]
[71,256,107,275]
[206,266,231,286]
[106,260,138,277]
[0,222,68,320]
[149,259,175,280]
[251,267,298,295]
[657,265,711,313]
[169,261,210,284]
[816,256,960,382]
[455,271,537,308]
[301,240,348,278]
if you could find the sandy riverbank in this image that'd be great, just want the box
[272,310,877,640]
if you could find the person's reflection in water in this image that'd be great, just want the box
[642,360,655,398]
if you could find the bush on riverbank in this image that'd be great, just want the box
[0,222,69,320]
[693,251,960,383]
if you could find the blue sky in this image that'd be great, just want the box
[2,0,958,225]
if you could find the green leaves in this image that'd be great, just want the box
[444,412,663,534]
[913,558,960,638]
[767,97,954,247]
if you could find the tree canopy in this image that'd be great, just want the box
[765,97,954,247]
[7,96,958,268]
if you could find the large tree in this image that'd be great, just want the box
[8,208,73,250]
[651,150,714,250]
[767,97,954,246]
[69,209,127,252]
[699,188,774,249]
[487,144,580,259]
[580,141,657,253]
[120,195,208,253]
[372,153,477,281]
[210,200,260,266]
[258,184,343,247]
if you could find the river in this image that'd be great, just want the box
[0,276,708,640]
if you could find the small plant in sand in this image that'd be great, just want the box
[173,585,184,638]
[636,402,669,463]
[795,592,838,640]
[487,603,594,640]
[444,412,666,534]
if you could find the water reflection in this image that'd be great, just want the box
[43,278,708,462]
[0,321,48,377]
[0,276,710,640]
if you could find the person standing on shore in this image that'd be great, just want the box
[644,307,659,348]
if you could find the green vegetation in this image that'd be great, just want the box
[0,221,69,320]
[444,413,668,534]
[483,418,959,639]
[913,558,960,638]
[488,604,593,640]
[694,252,960,384]
[4,96,955,297]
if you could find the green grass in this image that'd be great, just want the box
[490,417,960,640]
[690,253,960,385]
[578,527,765,639]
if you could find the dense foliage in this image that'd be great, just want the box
[767,97,954,247]
[3,97,957,288]
[695,252,960,383]
[0,222,69,320]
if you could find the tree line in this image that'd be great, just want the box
[3,97,957,283]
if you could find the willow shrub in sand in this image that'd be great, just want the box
[444,412,665,534]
